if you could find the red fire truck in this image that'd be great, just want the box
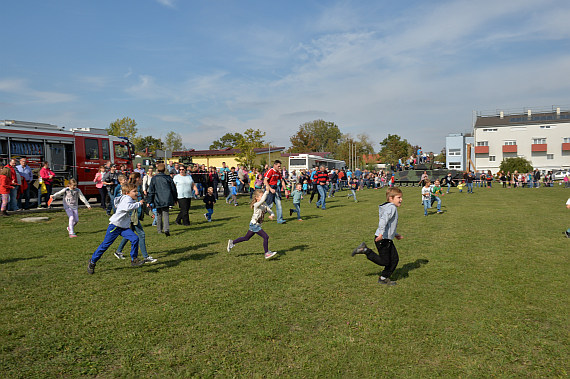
[0,120,135,200]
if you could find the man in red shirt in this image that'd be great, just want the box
[264,160,287,224]
[314,165,329,210]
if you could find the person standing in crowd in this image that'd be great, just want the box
[102,165,119,215]
[50,178,91,237]
[134,162,146,177]
[173,166,199,226]
[16,157,33,210]
[147,163,178,237]
[38,161,55,208]
[264,160,287,224]
[4,159,21,211]
[220,162,230,198]
[0,167,14,216]
[142,166,154,197]
[93,165,108,210]
[315,165,329,210]
[206,166,219,200]
[466,171,474,194]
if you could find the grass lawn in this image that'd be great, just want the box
[1,185,569,377]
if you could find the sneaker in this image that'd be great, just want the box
[143,256,158,264]
[131,257,145,267]
[351,242,368,256]
[164,231,170,237]
[204,213,208,220]
[378,277,397,286]
[87,260,96,274]
[227,239,234,252]
[265,251,278,260]
[289,209,293,216]
[69,234,77,238]
[114,251,125,260]
[565,230,570,238]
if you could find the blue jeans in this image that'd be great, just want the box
[90,224,139,263]
[206,207,214,221]
[423,199,431,215]
[467,183,473,193]
[434,196,441,211]
[117,221,148,258]
[316,184,327,209]
[266,186,285,223]
[292,203,301,220]
[8,187,19,211]
[347,189,357,202]
[447,183,451,193]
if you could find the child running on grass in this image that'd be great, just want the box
[203,186,216,222]
[289,183,304,221]
[432,179,444,214]
[227,189,277,260]
[351,187,404,286]
[50,178,91,237]
[87,183,145,274]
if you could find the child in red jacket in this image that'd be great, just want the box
[0,167,14,216]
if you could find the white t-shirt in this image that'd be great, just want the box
[421,186,431,201]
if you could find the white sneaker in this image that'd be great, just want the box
[143,256,158,263]
[227,239,234,252]
[264,251,277,260]
[204,213,208,220]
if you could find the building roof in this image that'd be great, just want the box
[173,146,285,157]
[280,152,333,158]
[475,107,570,128]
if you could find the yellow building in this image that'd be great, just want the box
[172,147,286,169]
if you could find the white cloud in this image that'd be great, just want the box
[155,0,176,9]
[0,78,76,104]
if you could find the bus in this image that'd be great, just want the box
[288,154,346,172]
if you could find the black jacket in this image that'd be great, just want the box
[147,173,178,208]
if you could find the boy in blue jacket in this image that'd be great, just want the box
[87,183,145,274]
[351,187,404,286]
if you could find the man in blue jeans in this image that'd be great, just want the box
[264,160,287,224]
[315,165,329,210]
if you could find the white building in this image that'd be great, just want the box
[474,106,570,173]
[446,133,474,171]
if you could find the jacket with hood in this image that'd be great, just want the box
[375,202,398,240]
[109,195,141,229]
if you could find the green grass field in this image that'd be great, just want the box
[1,185,569,377]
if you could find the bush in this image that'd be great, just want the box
[499,157,533,173]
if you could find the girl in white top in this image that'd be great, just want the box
[50,178,91,237]
[227,189,277,259]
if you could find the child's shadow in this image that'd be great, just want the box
[391,259,429,280]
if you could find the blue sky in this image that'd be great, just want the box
[1,0,569,153]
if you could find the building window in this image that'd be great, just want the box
[449,162,461,169]
[547,154,554,160]
[483,128,498,132]
[448,148,461,156]
[489,156,496,162]
[504,141,517,145]
[540,125,553,129]
[533,138,546,144]
[564,137,570,143]
[477,141,488,146]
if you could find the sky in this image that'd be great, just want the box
[1,0,570,153]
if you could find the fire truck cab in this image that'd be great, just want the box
[0,120,135,200]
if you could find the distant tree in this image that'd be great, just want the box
[336,133,375,168]
[434,148,446,164]
[133,135,162,154]
[288,120,342,153]
[499,157,533,174]
[164,131,183,151]
[210,133,244,150]
[378,134,413,167]
[236,128,266,168]
[107,117,138,141]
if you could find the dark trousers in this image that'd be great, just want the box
[365,238,399,278]
[233,229,270,253]
[98,187,108,209]
[309,185,319,202]
[176,198,191,225]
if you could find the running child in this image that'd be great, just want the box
[114,173,157,264]
[50,178,91,237]
[432,179,444,214]
[227,189,277,260]
[87,182,145,274]
[351,187,404,285]
[203,186,216,222]
[347,177,358,202]
[228,181,238,206]
[421,179,432,216]
[289,183,304,221]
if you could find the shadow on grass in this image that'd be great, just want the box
[365,258,429,280]
[0,255,45,264]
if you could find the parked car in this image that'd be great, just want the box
[552,170,570,180]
